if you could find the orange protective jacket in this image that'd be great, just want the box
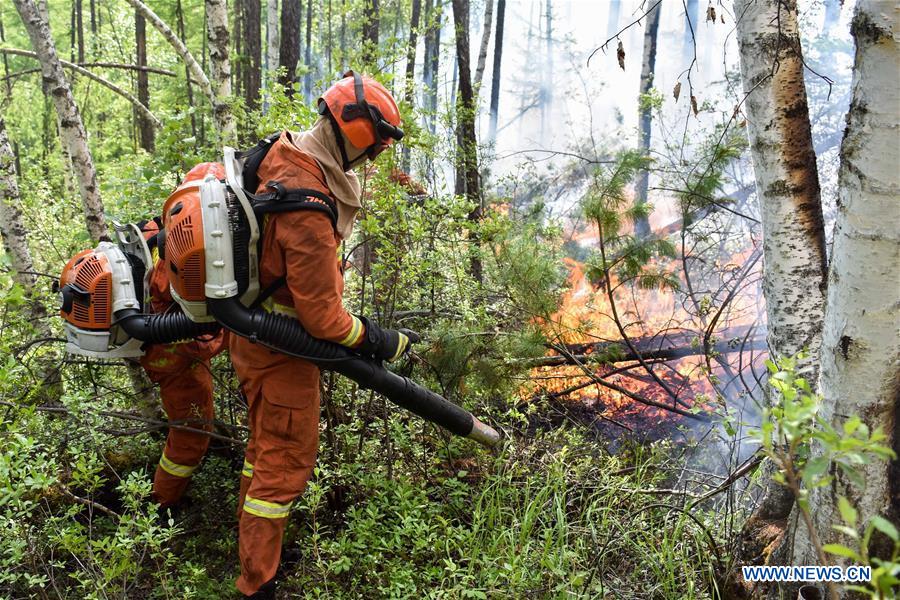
[230,131,364,396]
[230,132,363,595]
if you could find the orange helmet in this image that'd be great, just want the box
[317,71,403,161]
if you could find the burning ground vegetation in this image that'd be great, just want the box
[519,213,768,455]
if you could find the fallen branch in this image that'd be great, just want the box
[526,326,766,368]
[59,484,121,519]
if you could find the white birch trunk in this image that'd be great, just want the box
[734,0,828,369]
[13,0,106,241]
[266,0,279,76]
[205,0,236,142]
[1,118,58,395]
[474,0,493,95]
[799,0,900,574]
[731,1,829,586]
[0,119,38,292]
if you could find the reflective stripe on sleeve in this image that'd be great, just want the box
[241,460,254,478]
[158,453,198,478]
[390,333,409,361]
[243,496,292,519]
[338,315,364,347]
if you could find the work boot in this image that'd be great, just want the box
[244,578,277,599]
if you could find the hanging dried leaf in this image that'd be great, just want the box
[706,5,716,22]
[739,120,747,128]
[673,82,682,102]
[721,13,725,24]
[691,95,699,116]
[617,40,625,70]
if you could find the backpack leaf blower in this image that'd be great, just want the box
[58,147,500,448]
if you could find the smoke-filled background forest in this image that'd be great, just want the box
[0,0,897,598]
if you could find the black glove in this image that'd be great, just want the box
[356,316,419,362]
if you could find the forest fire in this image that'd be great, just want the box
[526,233,767,441]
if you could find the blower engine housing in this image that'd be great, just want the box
[59,223,151,358]
[162,149,260,322]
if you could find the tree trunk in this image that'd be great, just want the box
[422,0,440,135]
[473,0,493,94]
[75,0,85,63]
[204,0,236,142]
[401,0,422,171]
[730,0,828,587]
[451,0,482,283]
[266,0,279,79]
[134,10,154,151]
[362,0,379,65]
[1,117,61,396]
[175,0,198,140]
[242,0,262,111]
[735,0,827,369]
[823,0,841,34]
[633,0,660,238]
[541,0,552,137]
[803,0,900,570]
[0,119,39,293]
[13,0,106,241]
[487,0,505,141]
[279,0,300,92]
[303,0,312,99]
[233,0,242,100]
[683,0,699,64]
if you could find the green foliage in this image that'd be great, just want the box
[750,354,899,598]
[581,150,679,300]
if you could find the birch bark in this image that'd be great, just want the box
[734,0,827,369]
[801,0,900,572]
[0,119,38,292]
[204,0,236,142]
[12,0,106,241]
[730,0,828,585]
[266,0,279,77]
[473,0,493,94]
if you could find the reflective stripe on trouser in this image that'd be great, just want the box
[159,452,198,477]
[233,352,320,596]
[141,345,215,508]
[243,496,292,519]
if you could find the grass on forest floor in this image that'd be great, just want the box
[159,426,725,599]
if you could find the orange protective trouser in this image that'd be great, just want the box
[140,343,215,507]
[232,342,320,596]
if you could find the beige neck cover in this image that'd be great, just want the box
[289,117,362,240]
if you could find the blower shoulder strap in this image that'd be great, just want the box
[251,181,339,231]
[238,131,282,194]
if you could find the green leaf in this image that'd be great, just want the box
[822,543,862,562]
[870,516,899,542]
[803,457,830,480]
[838,496,858,528]
[843,415,862,436]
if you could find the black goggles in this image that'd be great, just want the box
[339,70,404,145]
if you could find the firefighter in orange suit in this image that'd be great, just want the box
[139,163,227,508]
[230,73,412,598]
